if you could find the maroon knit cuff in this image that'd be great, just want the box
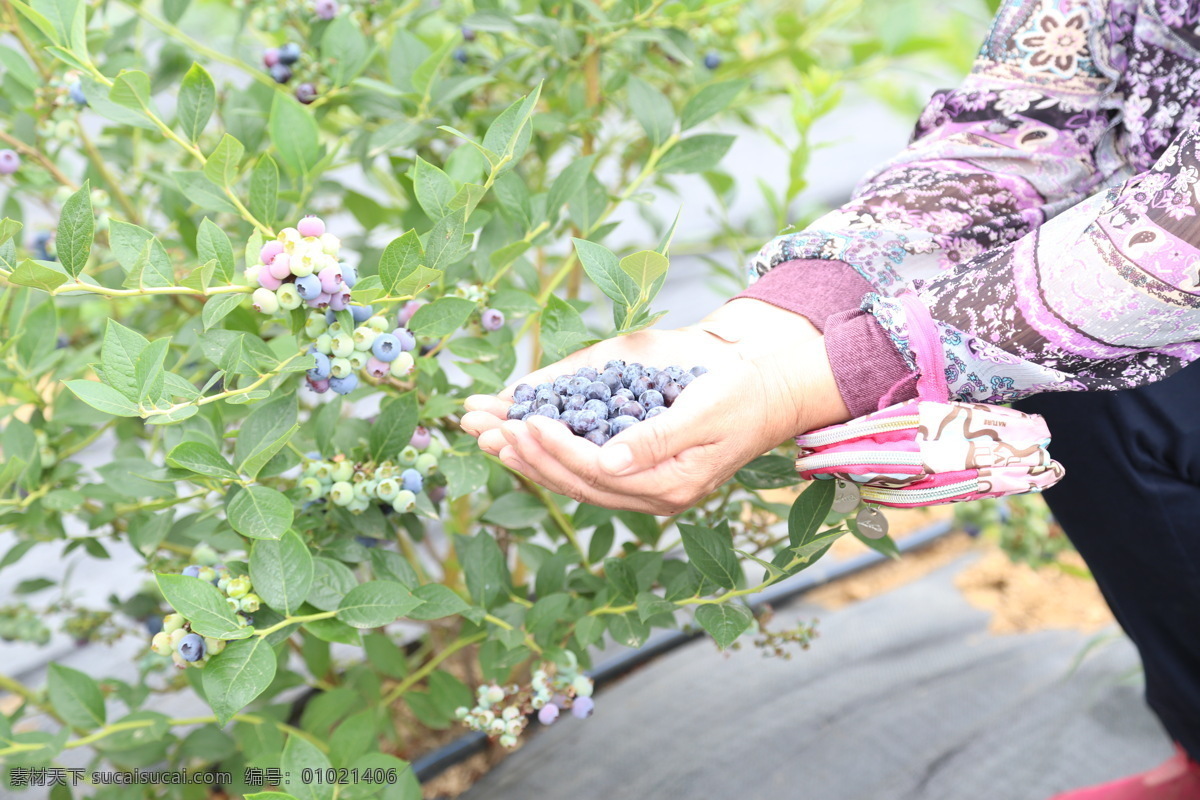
[824,308,919,417]
[732,259,877,333]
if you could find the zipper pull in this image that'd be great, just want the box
[855,506,889,539]
[832,479,861,513]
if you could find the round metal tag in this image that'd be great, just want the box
[855,506,889,539]
[832,480,861,513]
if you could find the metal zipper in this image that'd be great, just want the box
[796,451,923,470]
[859,478,979,504]
[796,415,919,449]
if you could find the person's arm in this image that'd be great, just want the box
[731,0,1130,414]
[854,123,1200,404]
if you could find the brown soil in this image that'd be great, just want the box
[954,548,1114,634]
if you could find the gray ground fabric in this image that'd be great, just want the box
[464,553,1172,800]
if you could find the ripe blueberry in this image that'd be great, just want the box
[609,415,638,436]
[182,565,202,578]
[691,366,708,377]
[645,406,666,418]
[661,382,682,405]
[295,274,322,300]
[513,384,535,404]
[628,375,653,396]
[552,375,571,394]
[599,369,623,392]
[568,410,599,434]
[576,366,599,381]
[566,376,590,396]
[372,333,401,361]
[618,401,646,420]
[341,264,359,288]
[704,51,721,69]
[278,43,302,65]
[538,703,559,725]
[583,429,609,445]
[263,48,280,68]
[350,304,374,323]
[585,381,611,401]
[564,394,587,411]
[308,352,332,380]
[308,376,330,393]
[461,25,476,41]
[454,48,468,64]
[652,370,672,388]
[178,633,206,662]
[481,308,505,331]
[269,64,293,84]
[532,404,560,419]
[639,389,664,409]
[676,372,694,388]
[329,373,359,394]
[584,399,608,417]
[534,389,562,409]
[68,82,87,106]
[392,328,417,352]
[604,359,626,371]
[401,468,423,495]
[507,403,531,420]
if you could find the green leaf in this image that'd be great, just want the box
[47,663,105,730]
[336,581,423,628]
[250,155,279,229]
[603,557,638,602]
[134,336,169,405]
[234,394,298,476]
[407,584,470,620]
[369,391,418,461]
[204,133,245,187]
[407,296,474,338]
[64,380,141,417]
[694,603,753,649]
[481,85,541,168]
[546,155,596,223]
[307,558,358,611]
[606,611,649,648]
[197,218,236,285]
[482,492,547,528]
[166,441,239,480]
[440,453,489,500]
[178,62,216,142]
[627,76,674,146]
[203,637,278,725]
[368,549,419,588]
[424,207,469,271]
[574,238,638,310]
[454,532,512,609]
[0,217,24,247]
[172,170,237,213]
[736,455,802,490]
[109,69,152,112]
[678,521,741,590]
[100,318,149,398]
[658,134,735,173]
[281,733,335,800]
[202,293,245,331]
[321,14,370,86]
[155,573,252,640]
[270,92,321,175]
[618,250,669,293]
[413,156,457,221]
[788,479,836,547]
[9,259,68,291]
[681,80,747,130]
[377,230,429,297]
[228,486,293,541]
[635,591,677,623]
[539,294,590,363]
[56,181,93,278]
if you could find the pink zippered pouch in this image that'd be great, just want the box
[795,292,1065,508]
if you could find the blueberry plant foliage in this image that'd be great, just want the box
[0,0,978,795]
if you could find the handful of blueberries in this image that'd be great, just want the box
[506,361,708,445]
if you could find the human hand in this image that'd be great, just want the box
[460,300,850,514]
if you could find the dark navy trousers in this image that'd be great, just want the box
[1015,364,1200,760]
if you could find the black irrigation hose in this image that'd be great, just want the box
[413,519,957,783]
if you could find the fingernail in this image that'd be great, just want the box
[600,444,633,474]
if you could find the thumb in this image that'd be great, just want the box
[599,404,711,476]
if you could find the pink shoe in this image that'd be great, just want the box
[1049,745,1200,799]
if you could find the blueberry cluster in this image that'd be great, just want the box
[261,42,318,103]
[247,214,352,312]
[455,664,595,748]
[448,282,505,333]
[148,557,255,668]
[298,428,443,513]
[506,361,708,444]
[302,305,418,395]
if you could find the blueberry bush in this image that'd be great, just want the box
[0,0,986,795]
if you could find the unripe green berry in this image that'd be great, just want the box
[499,734,518,748]
[348,495,370,513]
[366,315,389,332]
[226,576,251,599]
[392,490,416,513]
[168,627,188,647]
[192,544,219,566]
[252,287,279,314]
[375,478,400,502]
[314,461,334,481]
[330,481,355,506]
[300,477,323,500]
[353,326,378,351]
[290,253,316,277]
[347,351,368,371]
[162,613,185,634]
[353,480,373,501]
[196,566,217,583]
[171,651,188,668]
[455,706,470,720]
[485,685,505,704]
[277,283,302,310]
[331,461,354,483]
[151,631,172,656]
[330,357,352,378]
[331,333,354,358]
[305,314,328,338]
[572,675,593,698]
[415,453,439,476]
[239,593,261,613]
[315,334,333,355]
[398,445,419,465]
[204,637,226,655]
[425,437,444,458]
[226,597,240,613]
[502,706,520,721]
[328,321,344,335]
[488,719,507,736]
[389,351,415,378]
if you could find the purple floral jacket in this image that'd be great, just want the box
[739,0,1200,416]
